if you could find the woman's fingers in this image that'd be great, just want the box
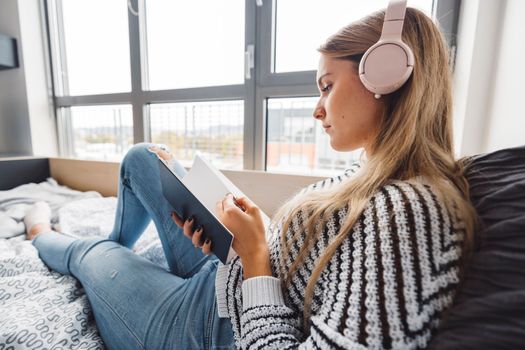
[221,193,257,214]
[171,212,196,240]
[222,193,246,213]
[157,149,172,161]
[183,216,195,239]
[216,199,224,215]
[234,196,255,210]
[148,145,161,154]
[202,237,212,255]
[172,212,211,252]
[192,226,203,247]
[223,194,261,222]
[222,193,235,210]
[148,145,172,162]
[171,212,184,228]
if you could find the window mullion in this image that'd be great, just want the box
[127,0,146,143]
[54,0,69,95]
[252,0,272,171]
[243,0,258,170]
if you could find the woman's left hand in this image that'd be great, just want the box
[216,194,272,279]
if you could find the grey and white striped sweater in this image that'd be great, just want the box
[215,162,464,349]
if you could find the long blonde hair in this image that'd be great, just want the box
[272,7,478,330]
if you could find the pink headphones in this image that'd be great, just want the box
[358,0,414,99]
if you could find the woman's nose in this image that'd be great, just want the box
[313,103,325,120]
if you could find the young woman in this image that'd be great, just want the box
[27,5,477,350]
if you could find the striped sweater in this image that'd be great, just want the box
[215,162,464,349]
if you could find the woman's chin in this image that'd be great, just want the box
[329,139,360,153]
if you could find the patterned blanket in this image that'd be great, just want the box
[0,181,167,349]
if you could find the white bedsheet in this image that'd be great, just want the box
[0,180,167,349]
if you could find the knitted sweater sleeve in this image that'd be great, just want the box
[238,181,463,349]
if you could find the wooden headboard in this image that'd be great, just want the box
[49,158,324,217]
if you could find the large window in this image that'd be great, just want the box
[46,0,456,175]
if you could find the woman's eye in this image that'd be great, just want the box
[321,84,332,93]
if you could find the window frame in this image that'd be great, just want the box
[44,0,460,172]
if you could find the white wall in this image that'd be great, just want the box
[483,0,525,152]
[18,0,57,156]
[0,0,57,157]
[0,0,32,156]
[453,0,525,157]
[18,0,58,156]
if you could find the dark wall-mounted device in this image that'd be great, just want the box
[0,33,19,70]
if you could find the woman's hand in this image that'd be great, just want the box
[171,213,213,255]
[148,145,173,162]
[216,194,272,279]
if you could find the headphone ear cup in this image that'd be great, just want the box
[358,41,414,96]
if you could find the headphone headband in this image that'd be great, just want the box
[380,0,408,41]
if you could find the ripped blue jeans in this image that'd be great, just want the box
[32,143,235,350]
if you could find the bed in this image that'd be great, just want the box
[0,179,167,349]
[0,156,321,349]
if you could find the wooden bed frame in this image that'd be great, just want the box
[0,157,324,216]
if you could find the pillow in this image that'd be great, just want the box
[428,145,525,349]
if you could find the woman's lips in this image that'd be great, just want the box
[323,125,331,131]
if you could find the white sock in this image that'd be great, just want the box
[24,201,52,235]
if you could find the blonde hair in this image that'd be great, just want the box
[272,7,479,330]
